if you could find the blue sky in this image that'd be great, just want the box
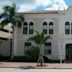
[0,0,72,12]
[64,0,72,6]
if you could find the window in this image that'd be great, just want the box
[43,21,54,34]
[49,22,53,34]
[43,22,47,34]
[23,21,34,34]
[44,42,51,54]
[29,22,33,34]
[23,22,28,34]
[71,23,72,34]
[24,42,31,53]
[65,22,70,34]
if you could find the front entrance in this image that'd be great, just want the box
[66,44,72,60]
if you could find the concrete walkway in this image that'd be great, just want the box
[0,62,72,69]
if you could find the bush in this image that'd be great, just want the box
[0,55,10,61]
[11,55,33,62]
[25,46,40,62]
[43,56,64,63]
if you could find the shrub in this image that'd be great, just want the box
[0,55,10,61]
[43,56,64,63]
[25,46,40,62]
[11,55,33,62]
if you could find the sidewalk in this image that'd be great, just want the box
[0,62,72,69]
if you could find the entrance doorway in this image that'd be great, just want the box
[66,44,72,60]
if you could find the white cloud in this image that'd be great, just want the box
[45,0,68,10]
[18,0,68,12]
[45,5,59,10]
[0,0,68,12]
[35,0,52,7]
[18,0,52,12]
[18,4,37,12]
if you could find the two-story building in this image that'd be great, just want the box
[11,7,72,61]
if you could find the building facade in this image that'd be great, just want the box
[0,29,12,56]
[13,7,72,60]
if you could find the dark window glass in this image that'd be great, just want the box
[25,42,31,46]
[43,29,47,34]
[65,29,70,34]
[25,42,31,54]
[23,22,28,34]
[49,29,53,34]
[29,22,33,34]
[44,42,51,54]
[29,30,33,34]
[45,42,51,46]
[49,22,53,34]
[24,22,27,25]
[29,22,33,25]
[43,22,47,25]
[48,50,51,54]
[65,22,70,34]
[49,22,53,25]
[43,22,47,34]
[65,22,69,25]
[71,23,72,34]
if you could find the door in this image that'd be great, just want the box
[66,44,72,60]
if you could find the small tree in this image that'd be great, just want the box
[28,31,51,66]
[25,46,40,62]
[0,4,24,59]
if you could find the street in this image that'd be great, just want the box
[0,68,72,72]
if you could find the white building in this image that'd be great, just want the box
[7,7,72,60]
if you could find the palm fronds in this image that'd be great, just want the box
[0,19,9,28]
[43,35,52,43]
[0,4,24,28]
[28,31,52,44]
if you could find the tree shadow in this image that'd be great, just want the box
[18,66,35,69]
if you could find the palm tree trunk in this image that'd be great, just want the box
[11,25,14,60]
[37,44,44,66]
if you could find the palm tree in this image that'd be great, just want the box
[0,4,24,59]
[28,31,51,66]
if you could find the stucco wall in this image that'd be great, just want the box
[0,40,10,56]
[14,8,72,60]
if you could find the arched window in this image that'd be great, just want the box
[49,22,53,25]
[23,22,28,34]
[43,22,47,34]
[65,22,70,34]
[29,22,34,34]
[43,22,47,25]
[49,22,53,34]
